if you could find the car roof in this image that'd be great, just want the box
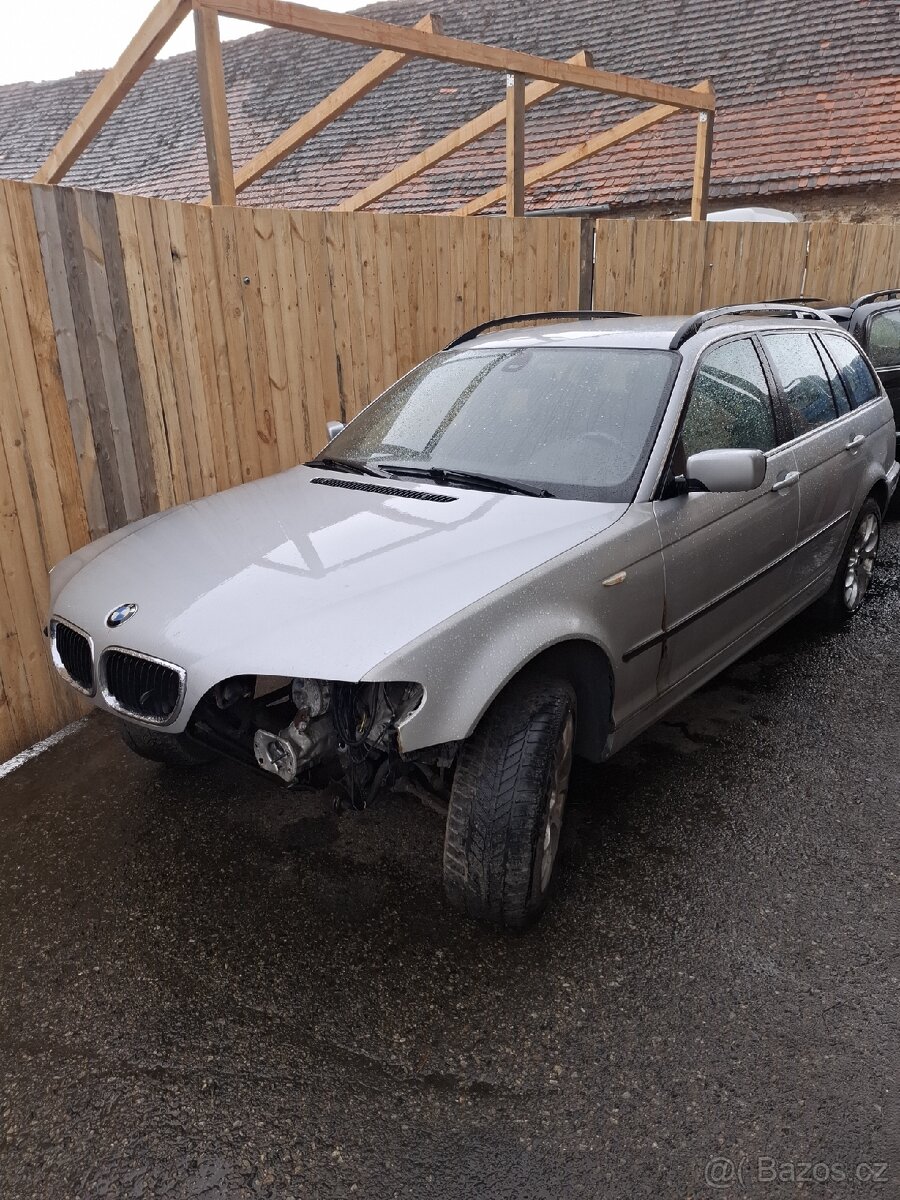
[461,314,842,353]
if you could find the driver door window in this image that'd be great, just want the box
[682,338,777,457]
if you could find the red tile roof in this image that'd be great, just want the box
[0,0,897,212]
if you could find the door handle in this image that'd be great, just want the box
[771,471,800,493]
[845,433,865,451]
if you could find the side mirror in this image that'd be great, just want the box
[325,420,345,443]
[685,448,766,493]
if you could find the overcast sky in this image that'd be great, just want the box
[1,0,365,86]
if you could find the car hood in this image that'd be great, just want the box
[53,466,626,682]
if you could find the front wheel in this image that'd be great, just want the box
[443,676,576,929]
[816,498,881,626]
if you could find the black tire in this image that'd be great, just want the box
[118,720,214,768]
[443,676,576,930]
[815,497,881,627]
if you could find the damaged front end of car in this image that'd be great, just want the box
[188,674,441,806]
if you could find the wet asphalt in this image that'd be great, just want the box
[1,531,898,1200]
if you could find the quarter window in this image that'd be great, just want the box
[681,338,776,457]
[763,332,838,434]
[813,334,851,415]
[819,332,881,408]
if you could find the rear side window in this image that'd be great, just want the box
[681,338,777,456]
[866,310,900,370]
[762,332,838,434]
[819,333,881,407]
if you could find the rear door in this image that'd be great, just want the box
[759,330,873,592]
[653,336,800,691]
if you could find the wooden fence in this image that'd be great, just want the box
[0,176,897,761]
[592,218,900,312]
[0,179,584,759]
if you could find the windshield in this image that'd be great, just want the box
[320,345,679,501]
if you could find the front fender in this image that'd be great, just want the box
[375,598,613,755]
[365,507,663,754]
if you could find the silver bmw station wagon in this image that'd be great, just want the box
[47,304,897,928]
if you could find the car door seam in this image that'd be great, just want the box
[623,508,850,662]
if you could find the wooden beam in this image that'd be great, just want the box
[222,13,441,200]
[194,3,236,205]
[690,109,715,220]
[339,51,592,212]
[505,74,525,217]
[33,0,192,184]
[201,0,715,112]
[455,80,713,217]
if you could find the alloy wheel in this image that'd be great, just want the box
[538,710,575,894]
[844,512,879,611]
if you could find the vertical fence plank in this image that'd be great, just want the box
[0,187,74,568]
[209,204,262,484]
[323,212,358,422]
[74,189,144,523]
[388,215,414,378]
[31,186,109,540]
[251,205,296,473]
[94,191,159,517]
[373,213,402,387]
[56,186,131,528]
[0,315,69,736]
[157,199,211,498]
[114,193,178,511]
[231,203,279,479]
[4,182,90,553]
[291,210,339,442]
[269,207,311,464]
[354,211,385,402]
[193,203,242,488]
[179,202,232,492]
[131,195,191,504]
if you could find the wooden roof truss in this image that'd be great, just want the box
[34,0,716,218]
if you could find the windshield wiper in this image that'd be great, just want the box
[306,456,389,478]
[379,464,555,498]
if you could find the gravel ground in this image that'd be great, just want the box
[0,527,897,1200]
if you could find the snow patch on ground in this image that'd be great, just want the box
[0,719,88,781]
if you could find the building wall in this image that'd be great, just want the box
[612,183,900,225]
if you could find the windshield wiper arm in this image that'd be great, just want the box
[306,456,389,478]
[379,464,555,498]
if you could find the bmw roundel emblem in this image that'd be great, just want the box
[106,603,138,628]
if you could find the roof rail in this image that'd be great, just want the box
[768,295,829,305]
[445,310,637,349]
[669,303,837,351]
[850,288,900,308]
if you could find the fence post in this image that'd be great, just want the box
[690,111,714,221]
[194,3,236,205]
[578,218,595,309]
[505,73,526,217]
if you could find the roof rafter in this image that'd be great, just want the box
[202,0,715,112]
[33,0,193,185]
[32,1,717,218]
[338,51,593,212]
[218,12,443,202]
[455,81,713,216]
